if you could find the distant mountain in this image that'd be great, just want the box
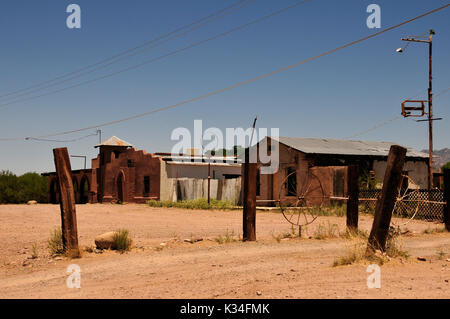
[421,148,450,171]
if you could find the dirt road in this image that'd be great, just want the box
[0,204,449,298]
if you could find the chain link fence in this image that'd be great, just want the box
[359,189,445,222]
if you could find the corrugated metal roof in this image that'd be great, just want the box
[94,136,133,148]
[270,137,428,158]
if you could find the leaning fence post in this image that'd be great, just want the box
[242,148,257,241]
[444,168,450,231]
[367,145,407,253]
[346,165,359,231]
[53,147,80,258]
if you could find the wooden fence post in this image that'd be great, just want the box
[367,145,407,253]
[444,168,450,231]
[346,165,359,231]
[53,147,80,257]
[242,148,257,241]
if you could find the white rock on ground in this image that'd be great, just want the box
[94,232,117,250]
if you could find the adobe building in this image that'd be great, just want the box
[252,137,429,205]
[43,136,241,204]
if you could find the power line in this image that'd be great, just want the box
[0,0,249,101]
[0,0,256,104]
[436,86,450,97]
[344,115,403,139]
[344,86,450,139]
[25,132,99,143]
[0,0,310,109]
[3,3,449,142]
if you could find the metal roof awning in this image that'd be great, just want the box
[268,137,429,159]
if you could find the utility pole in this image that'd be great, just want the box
[242,116,258,241]
[427,29,434,190]
[97,129,102,145]
[399,29,437,189]
[207,154,211,205]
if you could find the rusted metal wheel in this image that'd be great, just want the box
[392,175,420,226]
[278,170,325,227]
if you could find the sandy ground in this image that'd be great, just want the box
[0,204,449,299]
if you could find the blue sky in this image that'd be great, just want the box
[0,0,449,174]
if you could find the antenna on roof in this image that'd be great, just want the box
[249,116,258,146]
[96,129,102,144]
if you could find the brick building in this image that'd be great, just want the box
[253,137,429,205]
[43,136,241,204]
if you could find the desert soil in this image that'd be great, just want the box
[0,204,449,299]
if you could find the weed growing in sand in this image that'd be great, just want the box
[332,242,366,267]
[332,229,409,267]
[30,243,39,259]
[385,230,409,259]
[314,204,347,217]
[272,232,285,243]
[340,228,369,240]
[313,222,340,240]
[424,227,446,234]
[113,229,132,252]
[332,241,388,267]
[436,248,446,260]
[272,226,300,243]
[147,198,235,210]
[215,229,237,244]
[47,227,63,256]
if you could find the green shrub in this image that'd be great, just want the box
[0,170,48,204]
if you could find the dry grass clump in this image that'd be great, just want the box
[272,225,300,243]
[340,228,369,240]
[314,204,347,217]
[384,229,409,259]
[313,222,340,240]
[30,243,39,259]
[48,227,64,256]
[423,227,446,234]
[332,241,366,267]
[147,198,235,210]
[436,248,446,260]
[215,229,238,244]
[332,228,409,267]
[113,229,132,252]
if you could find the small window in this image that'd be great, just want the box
[114,151,121,159]
[144,176,150,194]
[286,167,297,196]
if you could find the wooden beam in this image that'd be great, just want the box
[242,148,257,241]
[444,168,450,231]
[346,165,359,231]
[367,145,407,253]
[53,147,80,258]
